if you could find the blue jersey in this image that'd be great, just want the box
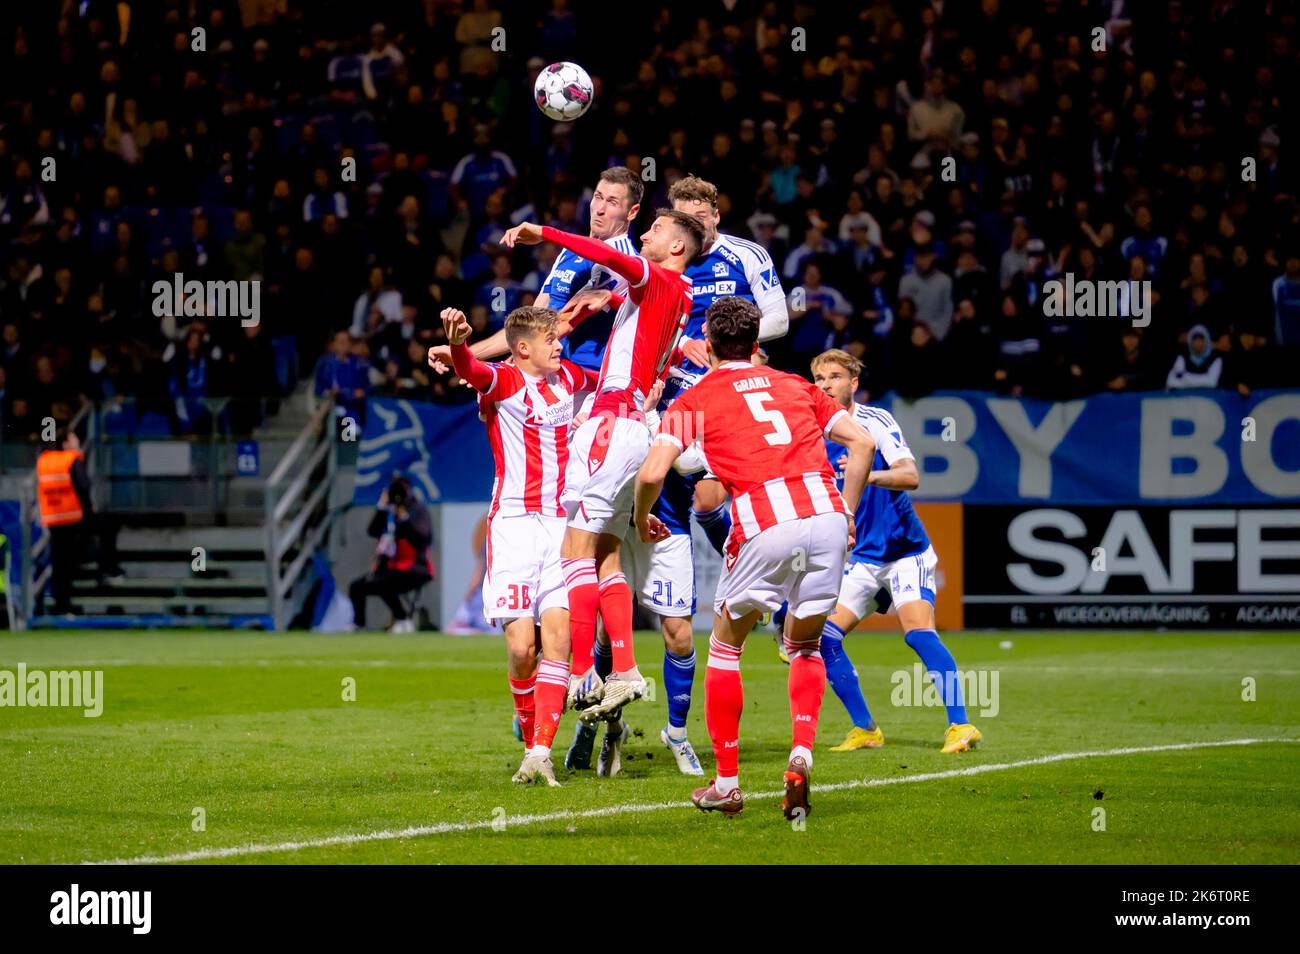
[542,232,636,371]
[662,233,785,402]
[651,234,784,534]
[826,403,930,564]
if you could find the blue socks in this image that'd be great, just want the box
[594,637,613,680]
[694,503,731,556]
[905,628,968,725]
[820,620,874,730]
[663,648,696,729]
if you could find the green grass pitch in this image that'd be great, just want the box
[2,629,1298,865]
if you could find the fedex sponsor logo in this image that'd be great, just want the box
[552,268,578,286]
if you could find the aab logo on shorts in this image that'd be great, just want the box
[891,664,1000,717]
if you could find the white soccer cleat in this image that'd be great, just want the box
[579,671,647,723]
[567,667,604,711]
[597,718,629,777]
[660,727,705,776]
[389,619,416,634]
[512,751,561,787]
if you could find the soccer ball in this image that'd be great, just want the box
[534,61,594,121]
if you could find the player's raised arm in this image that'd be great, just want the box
[556,287,621,337]
[505,223,648,288]
[439,307,498,393]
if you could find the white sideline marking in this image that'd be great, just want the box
[87,737,1298,865]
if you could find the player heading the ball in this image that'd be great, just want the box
[499,213,704,725]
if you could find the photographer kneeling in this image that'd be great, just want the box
[349,476,433,632]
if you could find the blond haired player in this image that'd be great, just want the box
[437,305,598,786]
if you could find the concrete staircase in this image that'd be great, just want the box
[67,525,273,626]
[38,384,330,629]
[224,386,320,523]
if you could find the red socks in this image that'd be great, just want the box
[785,636,826,753]
[598,572,636,673]
[704,635,744,779]
[508,673,536,750]
[532,658,570,751]
[562,557,599,674]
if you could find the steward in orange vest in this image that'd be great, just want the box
[37,448,87,528]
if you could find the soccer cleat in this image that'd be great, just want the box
[512,752,561,786]
[691,781,745,816]
[389,618,416,634]
[578,670,647,723]
[773,630,789,665]
[780,755,812,820]
[829,725,885,751]
[597,718,629,777]
[660,727,705,776]
[565,719,598,770]
[567,667,604,711]
[941,723,982,753]
[511,715,523,743]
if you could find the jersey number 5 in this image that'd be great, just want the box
[743,391,792,446]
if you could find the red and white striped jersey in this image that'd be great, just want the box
[595,259,693,412]
[657,361,850,558]
[476,359,597,518]
[538,227,691,416]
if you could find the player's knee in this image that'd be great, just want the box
[662,617,693,654]
[506,641,536,671]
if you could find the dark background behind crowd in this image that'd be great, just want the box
[1,0,1298,443]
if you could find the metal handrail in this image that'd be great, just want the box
[273,438,331,526]
[268,399,335,487]
[264,395,337,629]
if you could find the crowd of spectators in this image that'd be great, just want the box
[1,0,1297,446]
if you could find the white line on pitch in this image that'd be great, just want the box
[85,736,1299,866]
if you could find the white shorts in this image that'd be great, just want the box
[622,528,695,618]
[561,412,651,536]
[483,512,568,622]
[838,545,938,619]
[713,512,848,620]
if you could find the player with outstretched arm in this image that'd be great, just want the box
[634,297,876,819]
[499,212,704,729]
